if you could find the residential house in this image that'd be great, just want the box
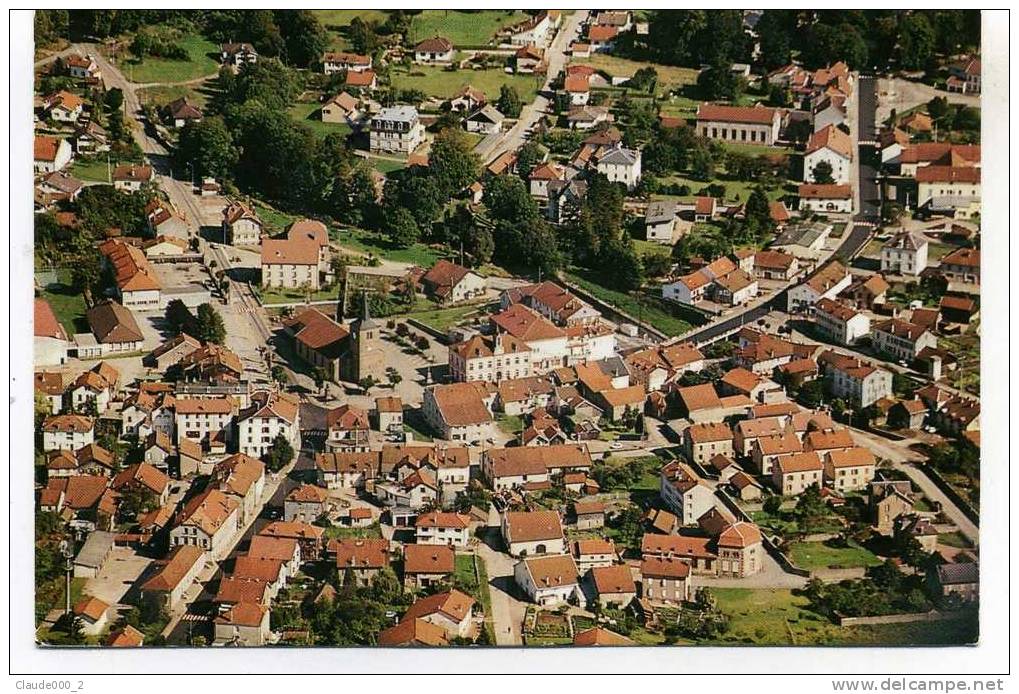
[502,281,602,328]
[644,200,692,245]
[211,453,267,525]
[928,562,979,603]
[501,510,565,557]
[321,51,372,74]
[222,200,264,246]
[730,471,763,501]
[573,503,606,532]
[165,97,202,128]
[817,350,893,408]
[41,414,94,452]
[596,145,642,191]
[716,522,764,577]
[221,43,258,67]
[751,431,804,476]
[34,135,73,173]
[824,447,877,492]
[786,260,851,313]
[640,556,690,603]
[415,511,471,548]
[566,104,611,130]
[812,298,871,345]
[772,451,824,496]
[572,538,615,573]
[72,597,110,636]
[449,333,533,384]
[939,248,980,284]
[684,422,734,466]
[261,237,321,291]
[402,544,455,590]
[449,85,486,113]
[37,171,83,205]
[377,618,449,646]
[35,371,65,414]
[719,367,784,404]
[590,564,636,608]
[840,274,891,310]
[872,319,938,362]
[237,391,299,459]
[514,554,579,606]
[659,461,715,526]
[797,183,853,213]
[420,260,486,304]
[140,544,206,613]
[169,488,240,556]
[915,166,980,209]
[34,299,69,366]
[413,36,454,64]
[333,538,390,587]
[374,396,404,433]
[321,92,362,125]
[804,125,853,184]
[214,602,270,646]
[112,164,154,192]
[870,480,915,533]
[98,239,161,310]
[398,590,475,640]
[422,381,495,443]
[881,231,929,277]
[370,105,426,154]
[174,397,235,448]
[283,485,328,523]
[315,451,378,490]
[465,105,505,135]
[947,57,980,95]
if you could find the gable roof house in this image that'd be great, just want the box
[419,260,486,304]
[422,381,495,443]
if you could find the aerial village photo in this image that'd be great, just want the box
[29,9,985,650]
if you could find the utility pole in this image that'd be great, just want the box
[59,539,73,618]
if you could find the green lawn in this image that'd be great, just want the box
[937,531,973,549]
[577,54,699,97]
[495,414,524,436]
[722,141,795,158]
[137,83,209,109]
[69,157,112,183]
[255,285,339,306]
[37,270,89,335]
[927,242,958,261]
[406,10,528,46]
[322,522,382,540]
[406,302,494,333]
[288,101,354,141]
[787,541,882,571]
[403,421,435,443]
[389,64,540,103]
[563,269,693,337]
[711,588,977,646]
[252,203,299,235]
[367,157,408,175]
[656,174,791,204]
[338,227,443,266]
[123,34,220,84]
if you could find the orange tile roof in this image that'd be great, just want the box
[215,576,270,605]
[403,543,455,575]
[521,553,578,588]
[428,382,493,426]
[378,617,448,646]
[215,601,267,627]
[73,596,109,622]
[775,451,823,474]
[415,511,470,530]
[176,488,239,536]
[717,521,763,548]
[697,103,778,125]
[504,510,564,544]
[590,564,635,596]
[826,446,876,469]
[806,124,853,159]
[261,237,320,266]
[401,589,474,624]
[640,555,690,579]
[333,538,389,570]
[798,183,852,199]
[574,627,634,646]
[142,545,205,592]
[34,298,68,340]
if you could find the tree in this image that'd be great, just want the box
[811,160,835,185]
[387,207,420,248]
[763,495,783,515]
[515,141,545,180]
[642,252,671,278]
[271,365,288,386]
[744,186,774,234]
[195,303,226,344]
[599,238,643,291]
[496,85,522,118]
[697,57,743,101]
[358,375,377,393]
[104,87,124,113]
[386,367,402,388]
[175,117,238,183]
[689,144,715,181]
[898,13,936,71]
[262,432,295,472]
[118,484,158,522]
[276,10,328,68]
[428,128,480,198]
[164,299,198,336]
[483,174,538,222]
[347,17,382,55]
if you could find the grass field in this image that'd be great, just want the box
[366,157,408,175]
[787,541,882,571]
[70,157,112,183]
[38,269,89,335]
[656,174,791,204]
[563,269,693,337]
[124,34,220,84]
[406,302,492,333]
[136,83,209,109]
[253,203,299,234]
[495,414,524,436]
[938,323,980,395]
[577,54,699,97]
[338,227,443,266]
[711,588,977,646]
[406,10,528,45]
[288,101,354,141]
[938,531,973,549]
[322,522,382,540]
[256,285,339,306]
[389,64,541,103]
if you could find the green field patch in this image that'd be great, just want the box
[37,269,89,335]
[389,64,540,103]
[787,540,882,571]
[563,269,693,337]
[123,34,220,84]
[406,10,528,46]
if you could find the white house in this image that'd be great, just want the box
[804,125,853,185]
[370,105,425,154]
[817,350,893,408]
[798,183,853,214]
[696,103,781,146]
[465,105,505,135]
[237,392,300,459]
[881,231,929,277]
[321,51,372,74]
[413,36,454,64]
[644,200,691,245]
[222,200,264,246]
[169,488,240,556]
[513,554,579,606]
[112,164,154,192]
[415,511,471,548]
[659,461,715,525]
[174,397,235,448]
[501,510,566,557]
[34,298,69,366]
[34,135,73,173]
[421,382,495,443]
[812,298,871,346]
[871,319,938,362]
[786,260,851,313]
[596,146,642,191]
[41,414,94,452]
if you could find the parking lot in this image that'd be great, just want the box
[83,546,153,615]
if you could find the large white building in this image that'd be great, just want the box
[261,238,321,291]
[812,298,870,346]
[369,105,425,154]
[596,146,642,191]
[804,125,853,184]
[696,103,781,146]
[881,231,929,277]
[237,392,301,459]
[659,461,715,526]
[174,397,235,448]
[817,350,893,408]
[448,333,533,383]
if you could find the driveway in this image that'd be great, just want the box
[83,546,153,609]
[475,514,526,646]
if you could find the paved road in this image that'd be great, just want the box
[848,428,978,544]
[476,511,526,646]
[855,75,881,221]
[475,10,588,163]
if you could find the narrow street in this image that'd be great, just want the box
[474,10,588,164]
[476,510,525,646]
